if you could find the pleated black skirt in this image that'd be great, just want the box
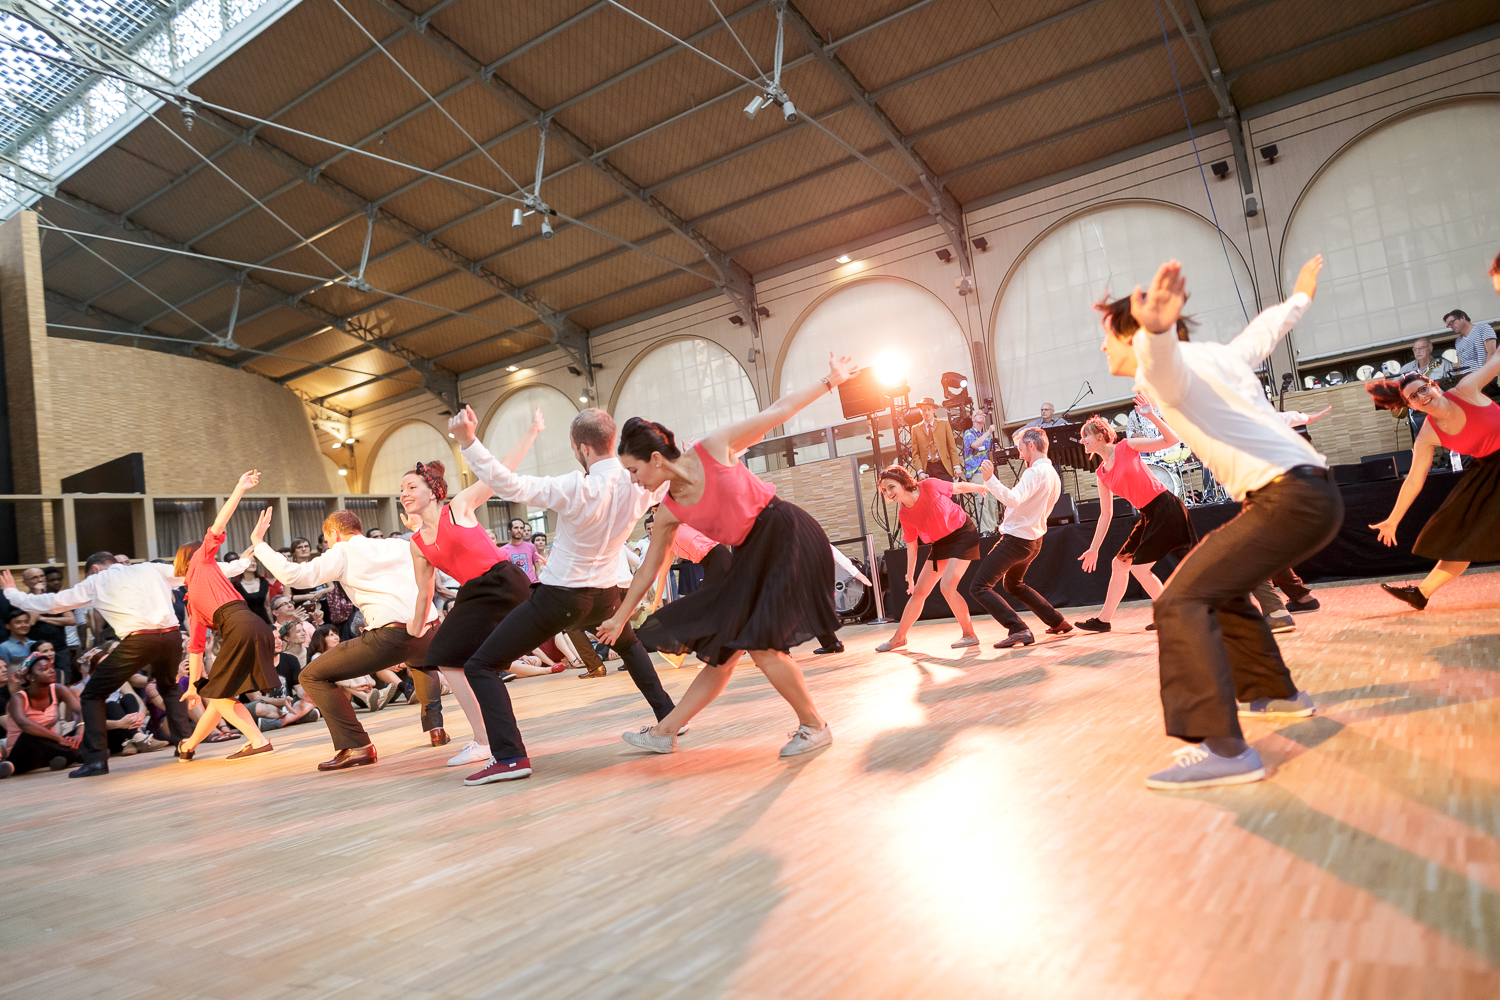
[639,498,839,665]
[1117,490,1198,565]
[199,601,278,699]
[927,517,981,569]
[1414,451,1500,562]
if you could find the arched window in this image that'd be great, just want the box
[365,422,455,495]
[779,278,972,440]
[1281,99,1500,361]
[991,201,1255,421]
[482,386,580,479]
[614,338,760,445]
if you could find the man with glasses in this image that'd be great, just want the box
[1442,309,1497,399]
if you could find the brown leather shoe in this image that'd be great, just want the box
[429,727,450,747]
[317,745,377,771]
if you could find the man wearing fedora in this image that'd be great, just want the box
[909,397,960,481]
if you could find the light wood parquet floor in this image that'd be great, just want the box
[3,569,1499,1000]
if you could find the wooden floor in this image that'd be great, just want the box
[3,570,1499,1000]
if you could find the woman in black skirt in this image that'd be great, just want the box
[872,465,984,652]
[177,471,279,762]
[1368,332,1500,609]
[598,352,856,758]
[1072,404,1197,632]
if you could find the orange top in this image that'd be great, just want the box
[661,442,776,546]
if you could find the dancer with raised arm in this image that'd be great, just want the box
[250,505,441,771]
[1102,255,1335,790]
[1368,312,1500,608]
[597,353,853,758]
[3,553,192,777]
[872,465,982,653]
[447,405,678,785]
[175,470,279,762]
[1073,396,1195,633]
[399,408,545,768]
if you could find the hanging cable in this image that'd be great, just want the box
[604,1,765,89]
[1150,0,1249,324]
[706,0,769,85]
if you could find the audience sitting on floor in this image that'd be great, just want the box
[1,648,83,776]
[2,608,34,667]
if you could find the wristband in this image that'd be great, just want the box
[821,376,832,393]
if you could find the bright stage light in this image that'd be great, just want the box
[874,352,906,387]
[337,468,348,476]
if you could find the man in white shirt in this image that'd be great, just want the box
[2,552,188,777]
[1103,255,1339,791]
[448,405,676,785]
[969,427,1070,648]
[250,508,442,771]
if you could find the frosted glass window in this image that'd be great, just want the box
[992,202,1256,422]
[780,279,973,439]
[614,338,760,446]
[365,422,455,495]
[483,386,580,479]
[1281,100,1500,360]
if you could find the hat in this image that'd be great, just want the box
[916,397,937,407]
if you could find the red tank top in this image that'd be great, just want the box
[662,442,777,546]
[1095,443,1167,509]
[411,506,504,585]
[1430,392,1500,458]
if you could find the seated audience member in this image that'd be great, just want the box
[1,609,34,667]
[273,632,302,701]
[233,560,273,623]
[4,650,83,774]
[279,618,313,666]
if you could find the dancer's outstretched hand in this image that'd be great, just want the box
[448,405,478,447]
[1294,255,1324,301]
[236,470,260,493]
[1305,405,1333,424]
[530,406,545,433]
[1079,548,1099,573]
[0,570,14,592]
[828,352,855,387]
[1130,260,1188,334]
[1369,517,1399,547]
[249,506,273,546]
[1133,392,1154,414]
[595,614,627,646]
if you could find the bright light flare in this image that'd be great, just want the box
[874,352,906,387]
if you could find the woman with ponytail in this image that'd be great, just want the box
[398,407,546,767]
[1368,269,1500,609]
[598,352,855,759]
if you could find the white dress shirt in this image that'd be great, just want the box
[5,563,177,635]
[1134,293,1325,501]
[461,440,664,590]
[982,456,1061,540]
[254,535,437,630]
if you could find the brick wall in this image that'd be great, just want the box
[762,455,867,544]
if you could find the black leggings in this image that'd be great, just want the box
[7,732,81,773]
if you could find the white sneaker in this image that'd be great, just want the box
[677,725,691,737]
[779,722,832,758]
[622,726,676,754]
[446,740,489,766]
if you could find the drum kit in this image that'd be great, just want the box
[1143,444,1228,506]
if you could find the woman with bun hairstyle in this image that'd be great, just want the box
[398,408,545,767]
[1368,268,1500,609]
[1072,395,1195,632]
[872,464,984,652]
[598,353,855,759]
[175,471,279,762]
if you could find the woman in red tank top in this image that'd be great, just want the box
[1369,338,1500,608]
[599,353,856,759]
[1072,398,1197,633]
[397,408,545,767]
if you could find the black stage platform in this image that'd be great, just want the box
[884,470,1468,620]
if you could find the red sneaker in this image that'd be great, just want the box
[463,756,532,786]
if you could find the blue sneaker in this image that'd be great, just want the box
[1144,744,1267,790]
[1236,690,1315,718]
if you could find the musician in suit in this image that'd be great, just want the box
[909,397,960,481]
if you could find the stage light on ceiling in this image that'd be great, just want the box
[337,468,348,476]
[511,207,523,227]
[578,396,588,403]
[835,254,851,264]
[506,365,518,371]
[754,306,770,318]
[331,441,341,449]
[874,352,906,387]
[1260,144,1278,164]
[935,248,952,263]
[744,94,767,119]
[728,315,745,326]
[1211,160,1229,179]
[448,432,455,439]
[541,217,553,239]
[344,437,357,444]
[781,99,797,123]
[971,237,988,251]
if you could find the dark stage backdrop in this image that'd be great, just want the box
[884,471,1468,620]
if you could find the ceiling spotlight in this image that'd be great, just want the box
[835,254,851,264]
[744,94,767,119]
[1259,144,1278,164]
[448,432,455,439]
[728,315,745,326]
[971,236,988,251]
[331,441,341,449]
[344,437,357,444]
[337,468,348,476]
[781,99,797,123]
[511,207,523,227]
[754,306,770,318]
[506,365,518,372]
[1211,160,1229,179]
[541,217,553,239]
[935,248,953,263]
[578,396,588,403]
[567,365,581,376]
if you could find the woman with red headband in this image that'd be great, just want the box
[1369,269,1500,609]
[175,470,278,762]
[398,408,546,768]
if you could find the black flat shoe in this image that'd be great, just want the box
[1381,583,1428,610]
[68,762,109,779]
[1045,622,1073,635]
[813,643,845,654]
[995,630,1035,649]
[1285,597,1321,613]
[1074,617,1111,633]
[177,746,195,762]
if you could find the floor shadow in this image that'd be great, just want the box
[863,666,1048,773]
[1427,633,1500,672]
[1054,649,1146,669]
